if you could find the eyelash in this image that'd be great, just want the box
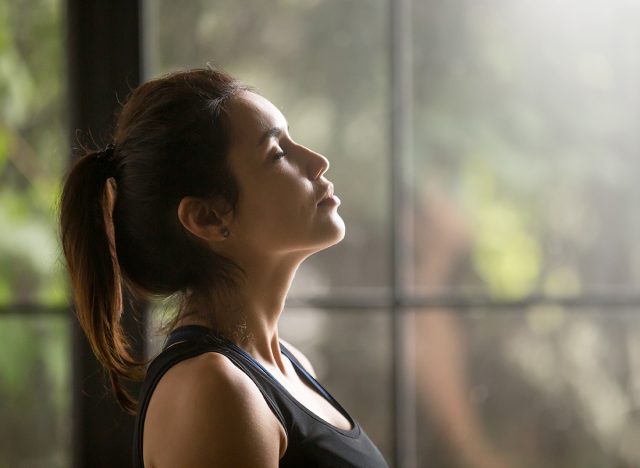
[273,150,287,161]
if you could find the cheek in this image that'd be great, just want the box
[238,179,308,231]
[231,158,316,243]
[266,183,309,227]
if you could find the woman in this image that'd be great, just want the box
[59,67,389,467]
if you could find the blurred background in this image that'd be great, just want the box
[2,0,640,467]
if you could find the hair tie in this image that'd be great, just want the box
[96,144,117,176]
[96,143,116,161]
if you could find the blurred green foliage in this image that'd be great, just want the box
[0,0,67,306]
[0,315,70,468]
[0,0,70,467]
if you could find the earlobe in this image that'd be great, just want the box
[177,196,231,242]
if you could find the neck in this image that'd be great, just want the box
[177,251,307,374]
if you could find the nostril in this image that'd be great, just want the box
[314,162,328,180]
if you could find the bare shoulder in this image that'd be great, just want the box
[279,338,317,379]
[143,351,286,468]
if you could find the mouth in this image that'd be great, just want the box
[317,183,340,207]
[317,183,334,204]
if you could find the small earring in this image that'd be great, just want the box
[222,228,230,238]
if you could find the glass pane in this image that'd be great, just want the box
[0,312,71,468]
[0,0,68,305]
[145,0,390,295]
[410,0,640,298]
[408,307,640,468]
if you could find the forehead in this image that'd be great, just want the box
[227,91,286,146]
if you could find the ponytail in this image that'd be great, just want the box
[58,68,251,414]
[59,147,144,414]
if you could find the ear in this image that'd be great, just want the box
[177,196,233,243]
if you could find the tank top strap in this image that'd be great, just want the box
[159,325,288,427]
[132,326,288,468]
[133,325,389,468]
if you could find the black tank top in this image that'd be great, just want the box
[132,325,389,468]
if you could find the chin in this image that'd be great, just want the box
[322,217,346,248]
[289,215,346,258]
[333,219,346,244]
[301,219,346,257]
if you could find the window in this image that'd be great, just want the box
[5,1,640,467]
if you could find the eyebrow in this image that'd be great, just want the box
[256,124,290,147]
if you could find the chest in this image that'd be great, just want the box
[263,362,353,431]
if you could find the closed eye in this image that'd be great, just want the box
[273,150,287,161]
[273,138,293,161]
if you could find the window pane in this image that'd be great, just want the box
[0,0,68,305]
[408,307,640,467]
[0,312,71,468]
[410,0,640,298]
[145,0,390,295]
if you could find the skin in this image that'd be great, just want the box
[143,90,347,468]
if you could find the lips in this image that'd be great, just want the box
[317,183,334,205]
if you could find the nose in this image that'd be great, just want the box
[304,146,330,180]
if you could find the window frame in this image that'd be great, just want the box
[1,0,638,467]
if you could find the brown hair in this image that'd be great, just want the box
[58,67,253,414]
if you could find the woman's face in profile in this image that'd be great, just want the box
[224,90,345,257]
